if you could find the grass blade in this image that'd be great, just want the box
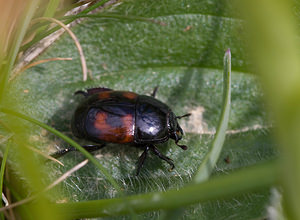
[21,0,112,52]
[0,141,11,220]
[34,17,87,81]
[0,107,122,195]
[193,49,232,183]
[0,0,40,102]
[43,0,60,18]
[52,160,277,219]
[239,1,300,218]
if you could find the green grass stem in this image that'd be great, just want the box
[53,160,277,219]
[193,49,231,183]
[0,141,11,220]
[0,0,40,102]
[0,107,122,195]
[21,0,111,52]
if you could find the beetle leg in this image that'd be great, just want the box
[136,146,150,176]
[175,140,188,150]
[176,113,191,119]
[50,144,106,159]
[150,145,175,171]
[151,86,159,97]
[50,147,76,158]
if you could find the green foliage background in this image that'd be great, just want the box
[1,0,280,219]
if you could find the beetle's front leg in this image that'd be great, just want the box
[136,145,150,176]
[149,145,175,171]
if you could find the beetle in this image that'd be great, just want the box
[52,87,190,175]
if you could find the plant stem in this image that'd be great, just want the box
[0,141,11,220]
[193,49,231,183]
[0,0,40,103]
[0,107,122,195]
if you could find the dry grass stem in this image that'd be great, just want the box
[26,145,64,166]
[10,57,72,81]
[0,159,88,213]
[35,17,88,81]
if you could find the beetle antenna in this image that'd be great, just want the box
[176,113,191,119]
[175,140,188,150]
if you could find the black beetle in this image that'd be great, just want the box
[52,87,190,175]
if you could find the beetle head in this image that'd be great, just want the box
[168,112,190,150]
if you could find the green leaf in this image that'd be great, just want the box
[4,0,276,219]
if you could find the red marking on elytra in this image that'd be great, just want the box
[121,114,135,142]
[122,92,137,100]
[94,112,134,143]
[98,91,111,99]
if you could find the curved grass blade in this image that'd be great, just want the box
[21,0,112,52]
[193,49,232,183]
[52,160,277,219]
[28,13,164,38]
[0,107,122,195]
[34,17,88,81]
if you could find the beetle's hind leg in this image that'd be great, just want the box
[150,145,175,171]
[151,86,159,97]
[50,147,76,159]
[136,146,150,176]
[50,144,106,159]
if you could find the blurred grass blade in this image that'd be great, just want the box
[53,160,277,219]
[0,140,10,220]
[35,0,60,35]
[0,0,40,102]
[80,0,111,14]
[239,0,300,218]
[43,0,60,17]
[6,117,61,219]
[193,49,231,183]
[0,107,122,195]
[0,159,88,213]
[3,179,32,219]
